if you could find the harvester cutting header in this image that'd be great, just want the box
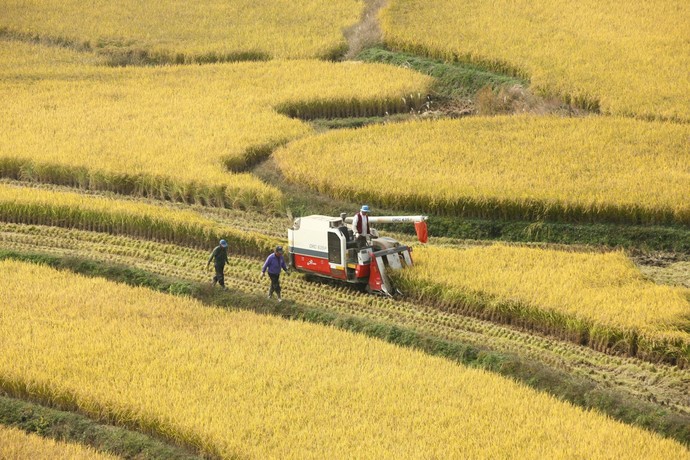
[288,206,428,296]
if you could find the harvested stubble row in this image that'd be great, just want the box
[0,0,362,62]
[0,184,275,258]
[381,0,690,121]
[1,222,688,414]
[1,260,689,459]
[394,245,690,367]
[274,116,690,225]
[0,41,431,210]
[0,424,117,459]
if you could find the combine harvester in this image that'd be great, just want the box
[288,213,428,296]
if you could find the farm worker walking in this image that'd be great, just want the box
[261,245,289,302]
[352,204,372,248]
[207,239,229,290]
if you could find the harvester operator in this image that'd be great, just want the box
[352,205,372,248]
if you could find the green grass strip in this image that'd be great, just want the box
[0,394,201,459]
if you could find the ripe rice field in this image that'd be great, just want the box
[0,41,431,210]
[395,245,690,366]
[1,259,688,459]
[1,1,689,456]
[381,0,690,121]
[0,424,116,459]
[2,221,689,416]
[0,183,276,257]
[274,116,690,225]
[0,0,363,62]
[0,181,688,365]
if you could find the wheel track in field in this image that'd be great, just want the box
[1,222,688,417]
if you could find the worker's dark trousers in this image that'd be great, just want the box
[268,273,281,298]
[213,264,225,287]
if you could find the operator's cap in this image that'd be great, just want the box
[219,239,228,247]
[275,245,284,253]
[360,205,370,213]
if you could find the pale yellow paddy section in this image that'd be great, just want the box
[381,0,690,120]
[407,244,690,345]
[0,424,117,459]
[1,0,364,60]
[0,40,432,209]
[0,260,688,459]
[275,116,690,225]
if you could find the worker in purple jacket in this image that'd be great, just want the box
[261,245,289,302]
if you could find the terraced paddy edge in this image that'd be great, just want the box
[1,224,689,433]
[1,183,687,367]
[394,245,690,367]
[0,396,200,460]
[2,260,690,459]
[0,183,277,258]
[0,0,363,62]
[274,116,690,226]
[0,423,118,460]
[0,43,432,211]
[253,156,690,252]
[380,0,690,121]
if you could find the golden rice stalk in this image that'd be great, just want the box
[0,424,116,459]
[1,259,688,458]
[380,0,690,121]
[274,116,690,225]
[0,0,364,62]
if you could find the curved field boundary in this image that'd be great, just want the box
[0,184,276,258]
[0,423,117,459]
[274,116,690,226]
[394,246,690,368]
[380,0,690,121]
[1,259,688,458]
[0,41,431,210]
[0,223,688,418]
[0,395,200,459]
[0,182,687,367]
[0,0,362,63]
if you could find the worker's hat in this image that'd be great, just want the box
[219,239,228,247]
[275,245,284,253]
[360,205,370,213]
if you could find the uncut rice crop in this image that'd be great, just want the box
[274,116,690,225]
[3,221,690,412]
[394,244,690,365]
[0,425,116,459]
[381,0,690,121]
[0,42,431,210]
[0,0,363,62]
[1,260,688,459]
[0,183,275,257]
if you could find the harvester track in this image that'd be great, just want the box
[1,222,688,418]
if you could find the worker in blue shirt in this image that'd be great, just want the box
[261,245,289,302]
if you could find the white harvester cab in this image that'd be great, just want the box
[287,213,428,296]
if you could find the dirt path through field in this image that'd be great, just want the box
[343,0,387,59]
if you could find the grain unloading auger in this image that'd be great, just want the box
[288,213,428,296]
